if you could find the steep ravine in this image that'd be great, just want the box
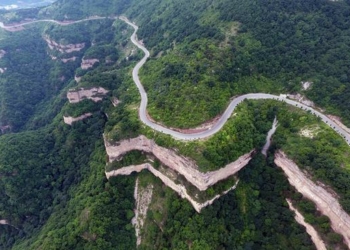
[275,151,350,248]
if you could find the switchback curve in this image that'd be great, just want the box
[120,16,350,143]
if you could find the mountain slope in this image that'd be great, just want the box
[0,0,350,249]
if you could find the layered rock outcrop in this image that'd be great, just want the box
[81,58,99,69]
[67,87,109,103]
[61,57,76,63]
[44,36,85,54]
[287,199,327,250]
[104,135,253,191]
[275,151,350,248]
[106,163,239,213]
[63,113,92,125]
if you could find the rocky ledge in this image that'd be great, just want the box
[44,36,85,54]
[104,135,253,191]
[67,87,109,103]
[81,58,99,69]
[275,151,350,248]
[106,163,239,213]
[287,199,326,250]
[63,113,92,125]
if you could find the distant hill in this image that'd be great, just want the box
[0,0,55,10]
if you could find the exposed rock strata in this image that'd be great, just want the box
[61,57,76,63]
[106,163,239,213]
[287,199,327,250]
[67,87,109,103]
[63,113,92,125]
[132,179,153,246]
[275,151,350,248]
[81,58,99,69]
[44,36,85,53]
[104,135,253,191]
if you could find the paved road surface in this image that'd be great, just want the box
[121,17,350,143]
[0,16,113,30]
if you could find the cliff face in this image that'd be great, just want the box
[106,163,239,213]
[81,58,99,69]
[275,151,350,248]
[104,135,253,191]
[286,199,327,250]
[44,36,85,54]
[67,87,109,103]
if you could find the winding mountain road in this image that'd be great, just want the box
[0,16,113,30]
[121,16,350,143]
[1,16,349,143]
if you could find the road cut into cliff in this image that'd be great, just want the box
[275,151,350,248]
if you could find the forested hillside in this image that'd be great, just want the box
[0,0,350,249]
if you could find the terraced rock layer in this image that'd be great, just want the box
[44,37,85,53]
[104,135,253,191]
[275,151,350,248]
[67,87,109,103]
[287,199,327,250]
[106,163,239,213]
